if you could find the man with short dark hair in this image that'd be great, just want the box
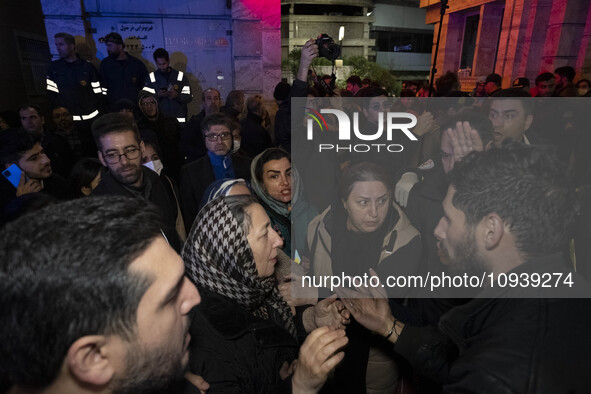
[342,143,591,392]
[534,72,555,97]
[0,196,202,393]
[180,87,221,162]
[46,32,102,156]
[179,112,251,231]
[142,48,193,123]
[346,75,362,95]
[99,32,148,110]
[240,95,273,158]
[484,73,502,96]
[0,129,69,214]
[91,112,182,251]
[554,65,578,97]
[220,90,245,121]
[52,106,83,158]
[487,91,537,145]
[19,104,75,178]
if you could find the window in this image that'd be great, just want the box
[460,14,479,70]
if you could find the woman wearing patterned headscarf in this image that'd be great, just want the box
[183,194,351,393]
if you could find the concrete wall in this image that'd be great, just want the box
[40,0,281,117]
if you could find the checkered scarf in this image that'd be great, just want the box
[182,197,296,338]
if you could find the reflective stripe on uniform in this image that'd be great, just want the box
[72,110,100,121]
[177,71,184,81]
[149,72,156,83]
[91,81,101,88]
[102,87,108,95]
[181,86,190,94]
[177,118,186,123]
[46,78,59,93]
[143,86,156,94]
[93,87,102,94]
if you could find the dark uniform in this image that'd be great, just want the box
[46,55,102,156]
[100,53,148,110]
[142,68,192,123]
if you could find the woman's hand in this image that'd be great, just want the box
[292,326,348,394]
[313,294,351,330]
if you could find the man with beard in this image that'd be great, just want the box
[339,143,591,393]
[142,48,193,123]
[179,112,251,232]
[52,106,84,159]
[99,32,148,110]
[0,196,203,394]
[91,113,182,251]
[0,129,69,217]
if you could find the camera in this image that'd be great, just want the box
[316,34,341,61]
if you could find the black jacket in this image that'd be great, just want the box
[396,254,591,393]
[179,153,251,233]
[240,113,273,158]
[92,166,181,251]
[189,288,298,393]
[99,53,148,109]
[46,55,102,116]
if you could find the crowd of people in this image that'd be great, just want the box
[1,34,591,393]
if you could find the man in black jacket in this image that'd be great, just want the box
[342,143,591,393]
[91,113,181,251]
[179,112,251,232]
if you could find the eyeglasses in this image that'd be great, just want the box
[205,132,232,142]
[103,147,140,164]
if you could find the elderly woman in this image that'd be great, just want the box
[183,194,349,393]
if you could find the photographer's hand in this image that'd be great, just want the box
[298,39,318,82]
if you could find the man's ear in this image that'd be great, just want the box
[481,213,504,250]
[139,140,145,155]
[66,335,116,387]
[81,186,92,196]
[524,114,533,131]
[97,150,107,167]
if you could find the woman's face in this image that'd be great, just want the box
[262,157,291,203]
[245,203,284,278]
[343,181,390,233]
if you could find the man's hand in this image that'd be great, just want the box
[157,88,169,98]
[412,111,437,137]
[185,372,210,394]
[394,172,418,207]
[449,121,484,163]
[336,269,397,339]
[297,39,319,82]
[313,294,351,330]
[292,326,348,394]
[168,88,179,99]
[15,172,41,197]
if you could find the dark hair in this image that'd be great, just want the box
[273,81,291,101]
[0,129,39,168]
[355,86,388,98]
[448,142,576,258]
[435,71,460,97]
[254,148,291,184]
[346,75,362,87]
[91,112,140,151]
[400,89,416,97]
[489,90,534,115]
[339,162,393,201]
[576,78,591,88]
[0,196,164,387]
[225,194,260,236]
[54,32,75,45]
[200,112,234,135]
[512,77,530,88]
[153,47,169,62]
[110,98,136,113]
[362,78,372,86]
[485,73,502,86]
[225,90,244,109]
[104,32,123,46]
[2,193,56,224]
[246,95,263,114]
[535,72,554,85]
[18,104,42,117]
[68,158,102,198]
[554,66,575,82]
[444,110,494,145]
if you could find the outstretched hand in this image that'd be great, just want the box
[297,39,319,82]
[335,269,394,337]
[292,326,348,394]
[449,121,484,162]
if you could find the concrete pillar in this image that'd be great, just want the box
[472,3,504,77]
